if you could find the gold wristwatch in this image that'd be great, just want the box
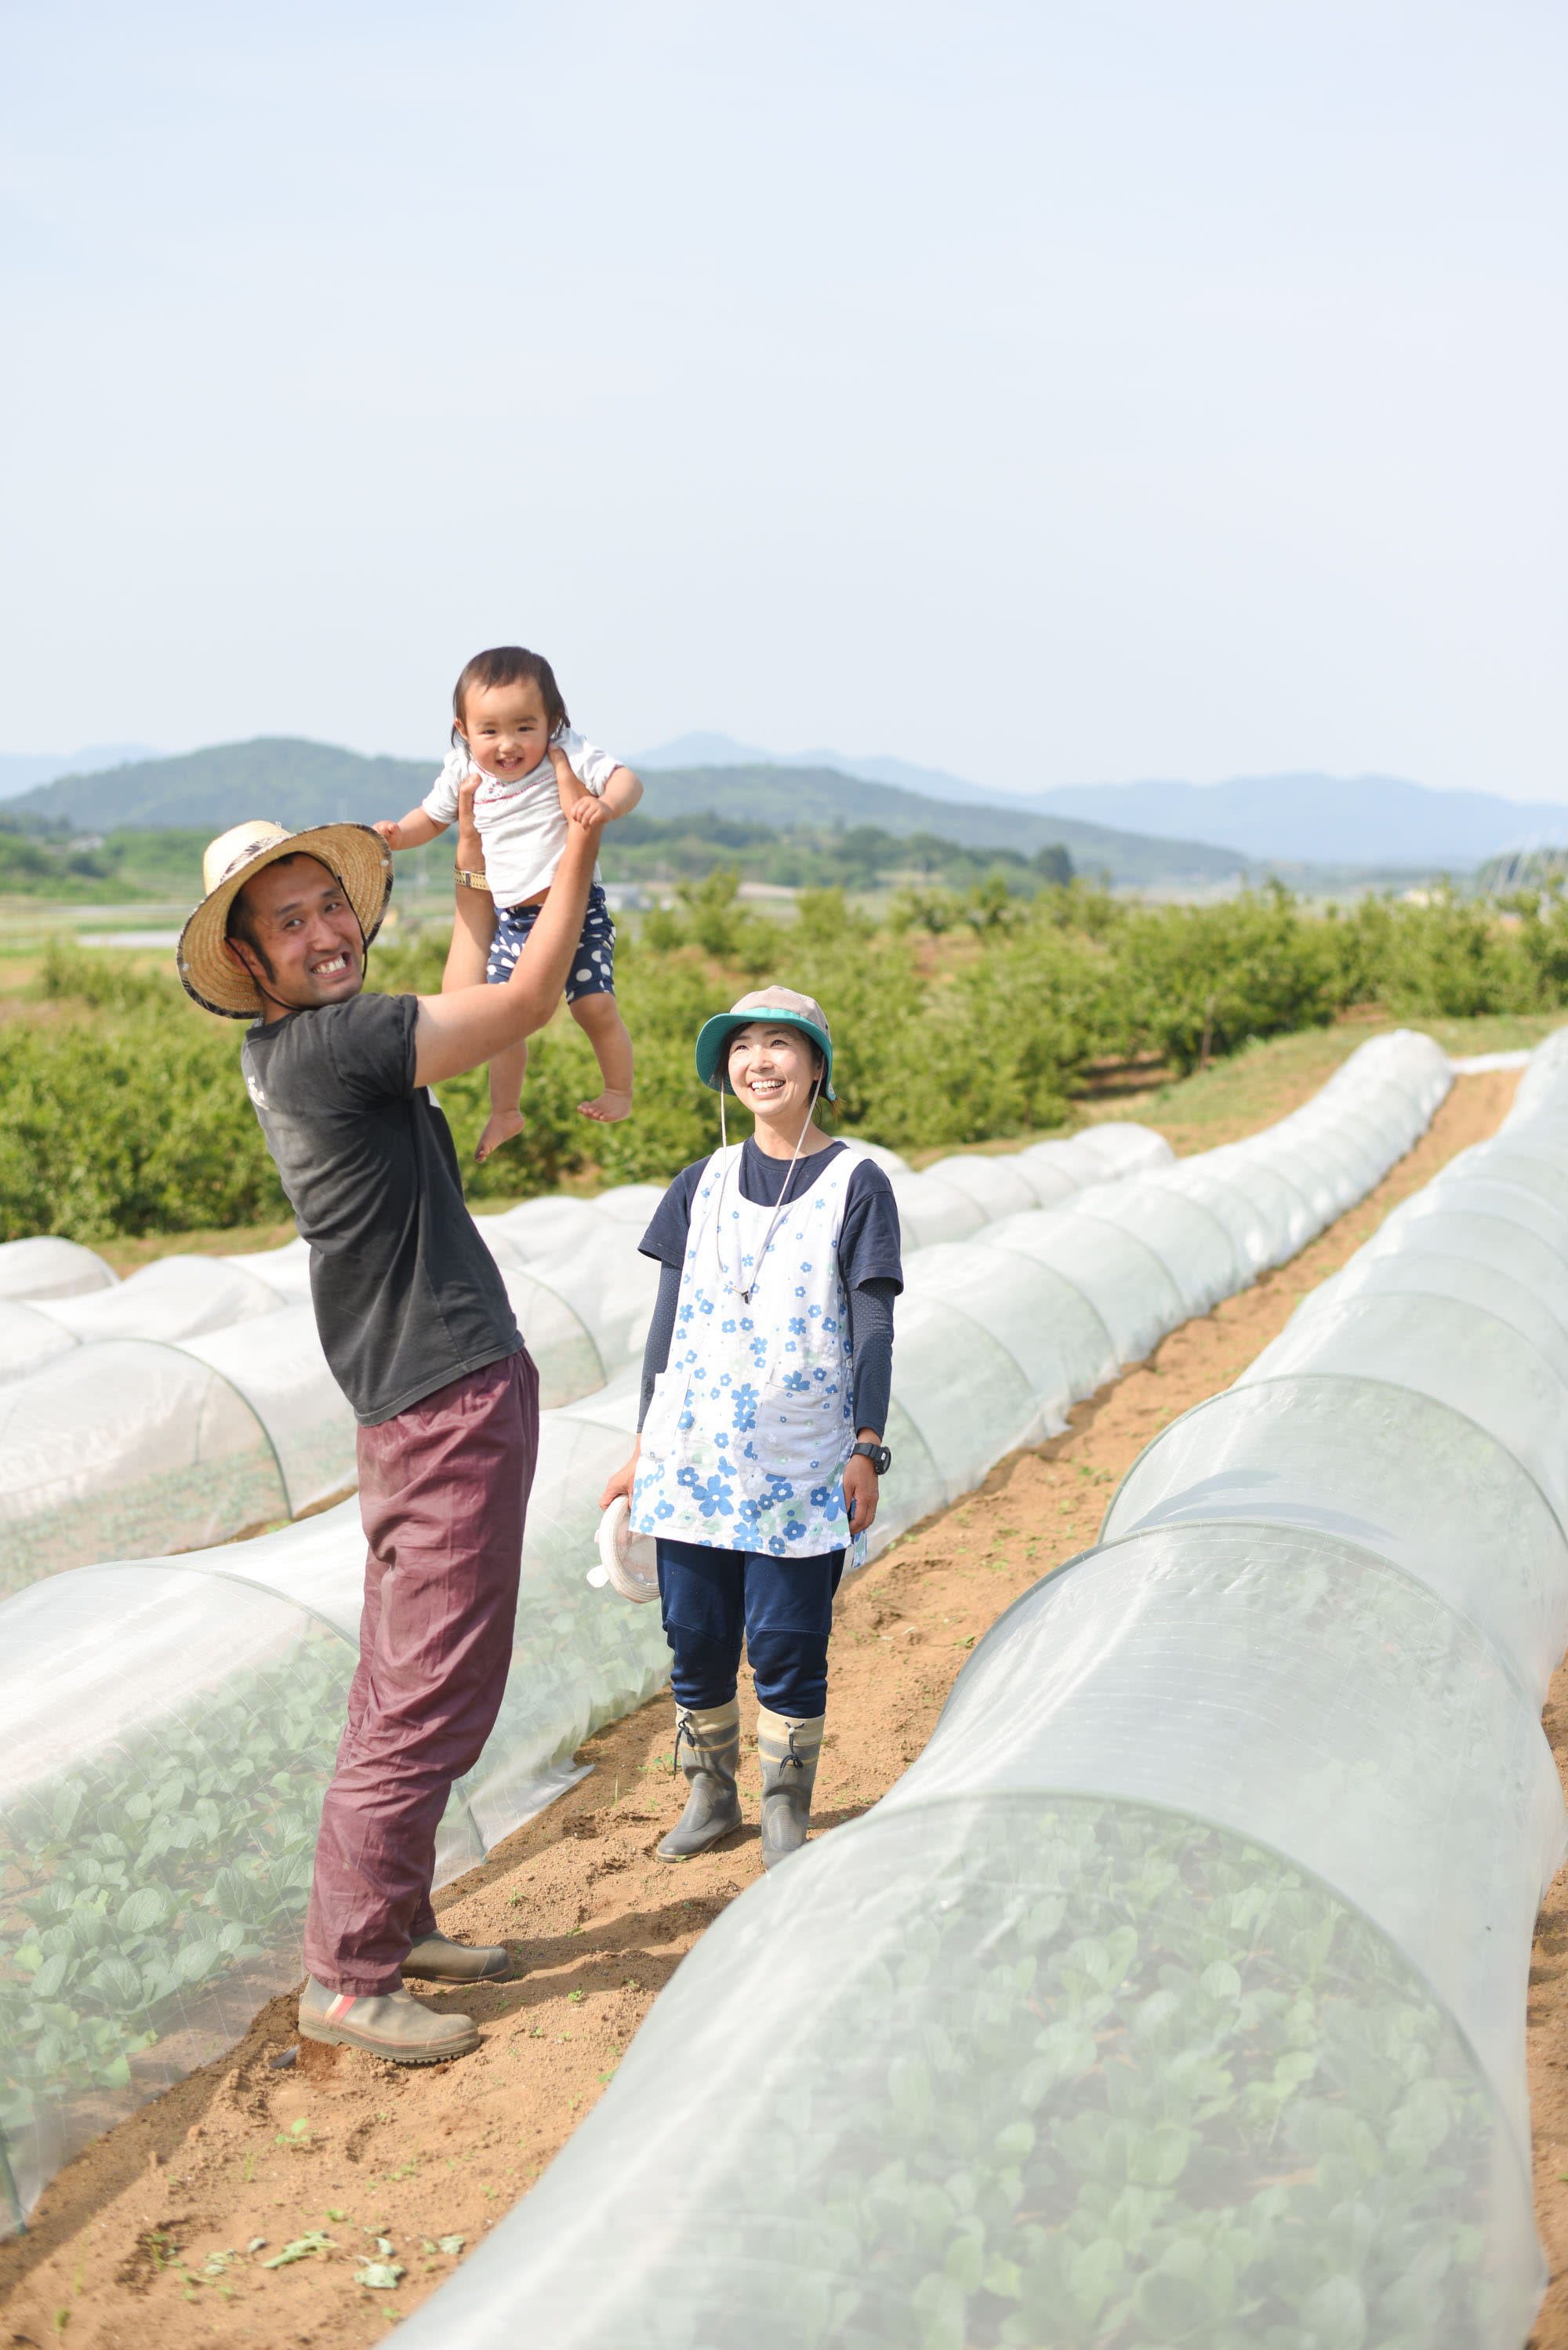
[455,868,492,893]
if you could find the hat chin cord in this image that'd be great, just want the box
[717,1071,822,1306]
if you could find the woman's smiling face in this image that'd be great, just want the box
[726,1022,823,1128]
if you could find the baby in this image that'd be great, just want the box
[376,645,641,1160]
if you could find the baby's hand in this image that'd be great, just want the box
[568,796,612,834]
[372,819,404,850]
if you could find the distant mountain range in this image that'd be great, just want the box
[637,734,1011,808]
[12,738,1247,887]
[0,743,159,800]
[638,733,1568,869]
[1028,775,1568,869]
[18,729,1558,885]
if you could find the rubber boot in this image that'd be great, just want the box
[657,1699,742,1861]
[757,1707,825,1871]
[299,1977,479,2064]
[403,1930,512,1982]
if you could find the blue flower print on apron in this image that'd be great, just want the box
[631,1144,866,1560]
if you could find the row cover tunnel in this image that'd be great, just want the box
[0,1036,1450,2236]
[0,1128,1181,1588]
[394,1028,1568,2350]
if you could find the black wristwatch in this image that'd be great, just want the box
[850,1440,892,1476]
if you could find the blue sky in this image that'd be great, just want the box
[2,1,1563,797]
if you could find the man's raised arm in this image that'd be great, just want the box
[412,809,597,1089]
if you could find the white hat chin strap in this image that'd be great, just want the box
[717,1074,823,1306]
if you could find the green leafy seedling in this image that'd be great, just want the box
[261,2232,333,2268]
[354,2260,405,2291]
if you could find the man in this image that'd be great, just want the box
[177,754,596,2063]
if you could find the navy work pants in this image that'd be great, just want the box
[655,1537,846,1719]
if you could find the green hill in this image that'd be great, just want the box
[17,739,1249,887]
[619,765,1247,884]
[13,739,434,834]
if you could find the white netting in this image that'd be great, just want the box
[179,1311,358,1517]
[920,1154,1045,1221]
[0,1237,117,1302]
[0,1135,1168,1580]
[0,1342,289,1601]
[0,1303,79,1388]
[31,1255,283,1345]
[221,1233,314,1305]
[392,1027,1568,2350]
[0,1041,1456,2242]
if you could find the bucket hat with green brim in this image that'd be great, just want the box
[695,987,836,1100]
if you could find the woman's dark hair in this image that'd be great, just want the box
[452,646,568,743]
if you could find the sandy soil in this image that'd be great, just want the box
[2,1065,1555,2348]
[1529,1668,1568,2348]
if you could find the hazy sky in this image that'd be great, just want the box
[2,2,1563,797]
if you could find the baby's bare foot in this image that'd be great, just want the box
[577,1088,633,1124]
[475,1108,525,1162]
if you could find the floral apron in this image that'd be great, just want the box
[630,1143,864,1559]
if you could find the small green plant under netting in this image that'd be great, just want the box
[832,1811,1509,2348]
[550,1800,1520,2350]
[0,1448,289,1600]
[0,1624,352,2207]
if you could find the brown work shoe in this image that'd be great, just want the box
[403,1930,512,1983]
[299,1977,479,2065]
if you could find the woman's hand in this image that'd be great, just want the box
[843,1450,880,1539]
[600,1441,641,1511]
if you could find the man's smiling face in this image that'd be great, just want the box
[224,853,366,1019]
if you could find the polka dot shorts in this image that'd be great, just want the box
[486,881,616,1003]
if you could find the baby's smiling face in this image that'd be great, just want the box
[460,676,553,782]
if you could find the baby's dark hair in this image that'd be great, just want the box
[452,646,568,744]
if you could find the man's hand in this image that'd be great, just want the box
[552,743,589,819]
[455,774,483,869]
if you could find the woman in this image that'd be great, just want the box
[601,987,901,1869]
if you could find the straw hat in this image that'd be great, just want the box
[694,986,837,1100]
[177,819,393,1019]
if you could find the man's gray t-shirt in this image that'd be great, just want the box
[241,992,521,1425]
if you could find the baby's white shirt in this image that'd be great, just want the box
[422,725,621,906]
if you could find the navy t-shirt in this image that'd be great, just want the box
[639,1138,904,1291]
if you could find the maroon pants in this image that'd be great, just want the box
[303,1351,539,1996]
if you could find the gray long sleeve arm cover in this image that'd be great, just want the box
[637,1261,898,1437]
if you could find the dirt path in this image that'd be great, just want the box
[1530,1680,1568,2345]
[1,1067,1550,2348]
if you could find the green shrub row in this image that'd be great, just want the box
[7,877,1568,1240]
